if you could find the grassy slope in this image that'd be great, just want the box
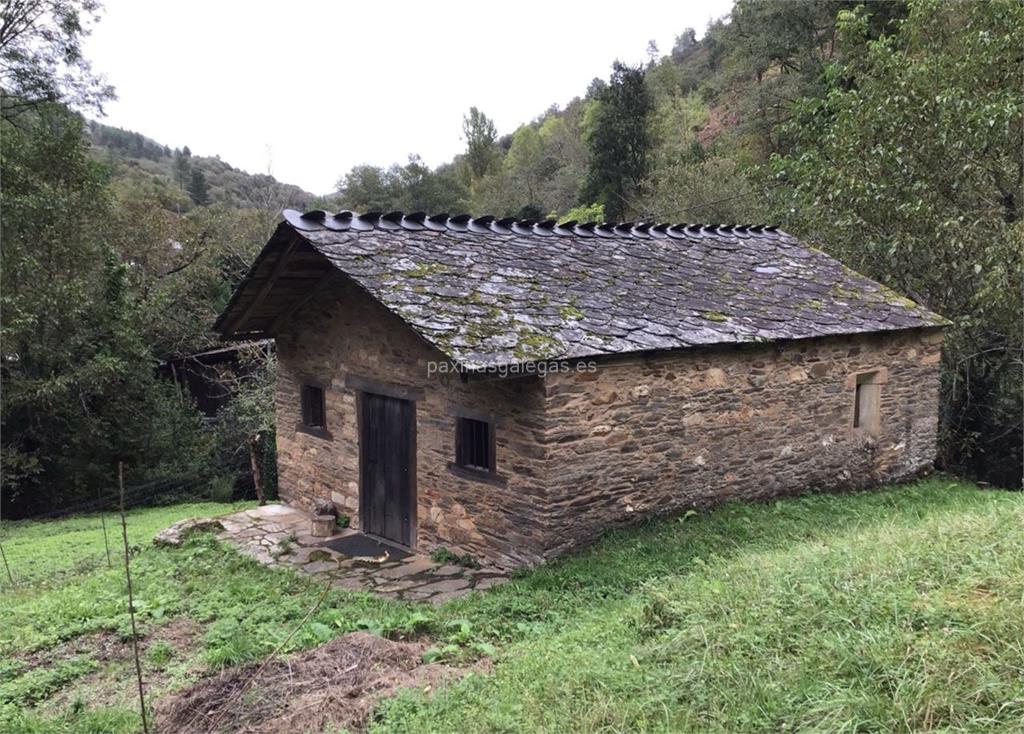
[1,480,1022,733]
[373,479,1024,733]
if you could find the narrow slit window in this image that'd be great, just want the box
[455,417,493,472]
[301,383,326,429]
[853,372,881,434]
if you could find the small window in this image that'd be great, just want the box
[455,417,493,473]
[853,372,881,434]
[301,383,326,429]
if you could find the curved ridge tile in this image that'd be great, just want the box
[283,208,320,231]
[401,212,427,231]
[425,213,448,232]
[378,211,403,230]
[447,214,472,232]
[323,212,352,231]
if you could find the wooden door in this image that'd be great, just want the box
[359,392,415,546]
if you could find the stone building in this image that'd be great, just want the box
[214,210,947,567]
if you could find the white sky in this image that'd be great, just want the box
[84,0,733,195]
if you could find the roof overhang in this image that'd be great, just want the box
[214,224,337,340]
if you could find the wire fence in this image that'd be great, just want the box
[0,470,234,590]
[0,466,314,734]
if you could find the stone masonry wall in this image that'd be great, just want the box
[539,327,944,558]
[275,276,942,567]
[275,277,548,567]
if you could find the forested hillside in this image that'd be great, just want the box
[86,120,318,212]
[332,0,1023,487]
[1,0,1020,520]
[1,2,297,516]
[333,2,912,223]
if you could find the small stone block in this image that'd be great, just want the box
[311,514,336,537]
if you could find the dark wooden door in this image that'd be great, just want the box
[359,392,414,546]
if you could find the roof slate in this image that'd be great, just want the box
[223,210,946,370]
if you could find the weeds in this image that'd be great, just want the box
[430,547,480,569]
[0,657,98,707]
[145,640,174,667]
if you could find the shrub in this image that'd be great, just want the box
[207,474,235,503]
[430,546,480,568]
[145,640,174,667]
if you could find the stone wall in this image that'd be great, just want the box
[539,327,944,558]
[275,277,942,566]
[275,276,548,567]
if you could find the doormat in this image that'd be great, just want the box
[323,533,411,561]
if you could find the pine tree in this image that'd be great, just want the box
[173,147,191,190]
[462,107,498,181]
[582,62,652,220]
[187,168,210,205]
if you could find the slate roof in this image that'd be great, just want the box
[215,210,946,371]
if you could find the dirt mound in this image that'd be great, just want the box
[156,631,461,733]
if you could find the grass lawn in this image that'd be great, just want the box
[0,502,257,586]
[1,479,1022,733]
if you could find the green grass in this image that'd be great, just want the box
[372,480,1024,733]
[0,501,426,733]
[1,480,1022,733]
[0,501,255,585]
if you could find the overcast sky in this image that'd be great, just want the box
[83,0,733,195]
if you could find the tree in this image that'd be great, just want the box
[1,105,212,516]
[671,28,698,63]
[773,0,1023,486]
[717,0,908,156]
[582,62,653,220]
[559,202,604,223]
[173,147,191,190]
[336,164,401,211]
[215,346,277,505]
[642,154,767,224]
[335,155,470,214]
[0,0,115,121]
[504,125,547,209]
[397,156,469,213]
[187,167,211,205]
[462,106,498,180]
[537,109,589,214]
[645,39,659,66]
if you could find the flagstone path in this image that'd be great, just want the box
[214,504,508,604]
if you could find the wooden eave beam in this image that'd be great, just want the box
[225,238,298,336]
[268,271,334,335]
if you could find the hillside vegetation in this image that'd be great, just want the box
[333,0,1023,488]
[86,120,318,212]
[1,480,1022,732]
[1,0,1020,523]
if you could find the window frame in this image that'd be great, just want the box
[297,379,330,437]
[446,407,506,486]
[848,368,886,436]
[454,415,496,474]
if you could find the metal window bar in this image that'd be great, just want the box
[302,385,325,428]
[457,418,490,472]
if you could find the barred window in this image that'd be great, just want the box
[301,383,326,429]
[455,417,493,472]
